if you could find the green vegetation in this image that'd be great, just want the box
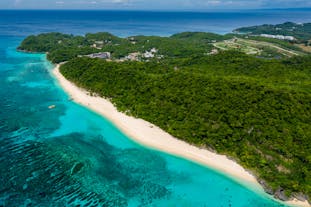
[246,35,306,52]
[19,28,311,204]
[213,38,304,58]
[59,53,311,202]
[19,31,308,64]
[214,39,261,55]
[170,31,235,42]
[19,32,224,63]
[235,22,311,43]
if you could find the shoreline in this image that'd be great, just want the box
[52,64,310,207]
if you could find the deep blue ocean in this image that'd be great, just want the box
[1,9,311,207]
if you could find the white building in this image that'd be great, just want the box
[86,52,111,59]
[143,48,158,58]
[260,34,296,41]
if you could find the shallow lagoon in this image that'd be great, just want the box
[2,9,310,206]
[0,36,290,207]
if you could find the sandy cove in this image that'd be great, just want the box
[52,64,310,207]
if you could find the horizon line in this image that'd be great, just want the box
[1,7,311,12]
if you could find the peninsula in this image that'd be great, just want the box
[19,24,311,206]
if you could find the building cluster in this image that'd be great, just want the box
[208,48,219,55]
[122,48,161,61]
[128,37,137,45]
[91,40,113,49]
[142,48,158,58]
[91,41,103,49]
[125,52,140,61]
[83,48,162,62]
[260,34,296,41]
[85,52,111,59]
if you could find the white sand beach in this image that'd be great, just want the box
[52,64,310,207]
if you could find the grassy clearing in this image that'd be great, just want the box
[214,38,303,58]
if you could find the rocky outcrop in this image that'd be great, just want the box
[259,179,310,205]
[290,193,310,205]
[274,188,289,201]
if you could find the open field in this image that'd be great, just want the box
[214,38,303,57]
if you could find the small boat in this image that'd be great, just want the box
[48,105,56,109]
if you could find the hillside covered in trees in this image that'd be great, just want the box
[235,22,311,44]
[19,29,311,205]
[19,30,308,64]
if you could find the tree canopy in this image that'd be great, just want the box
[60,52,311,202]
[19,29,311,203]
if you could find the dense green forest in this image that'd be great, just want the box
[19,30,308,64]
[59,53,311,203]
[235,22,311,44]
[18,32,220,63]
[19,28,311,204]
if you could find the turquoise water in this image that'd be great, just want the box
[0,37,289,207]
[2,10,308,206]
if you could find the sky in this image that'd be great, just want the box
[1,0,311,10]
